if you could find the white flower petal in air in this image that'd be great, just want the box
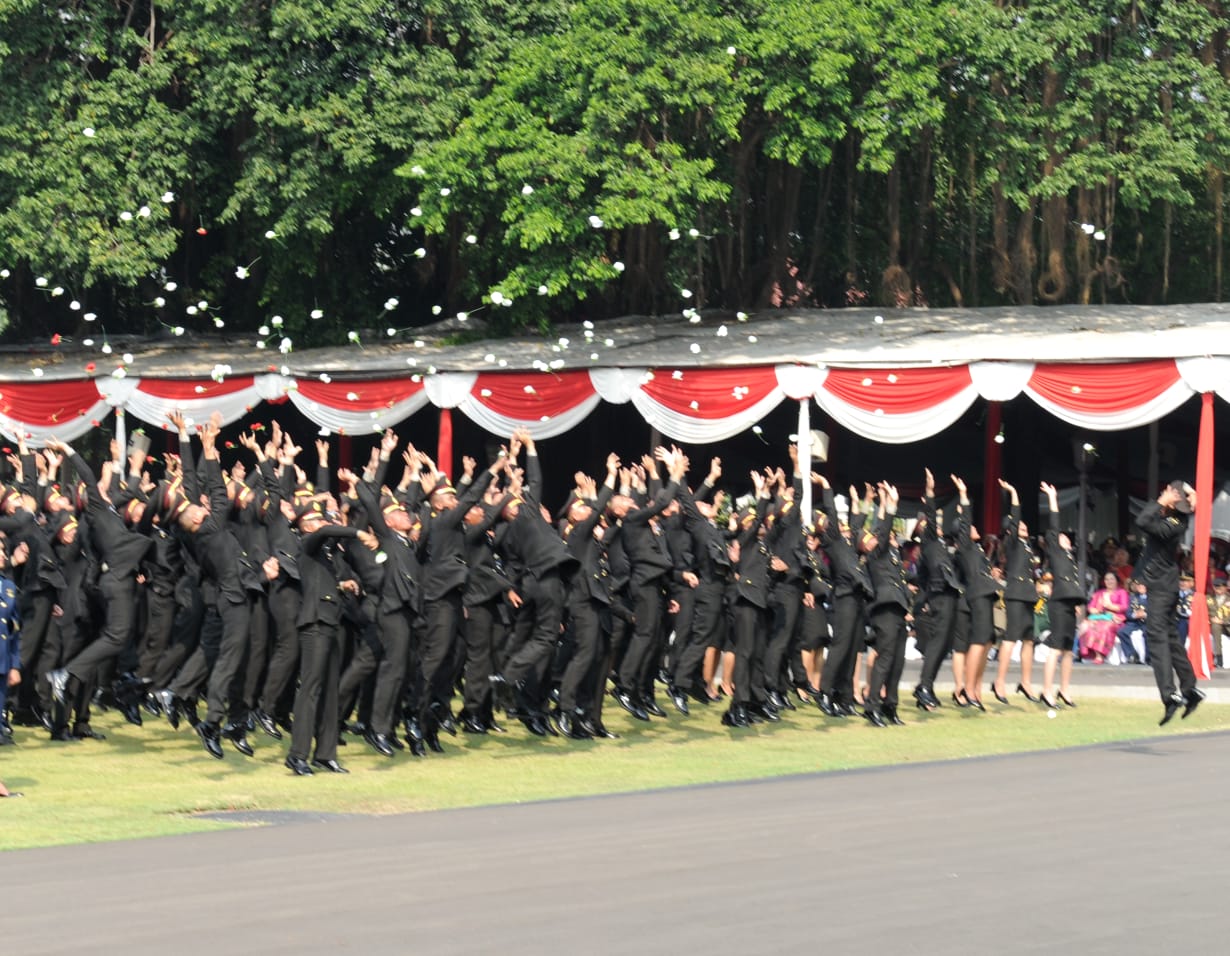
[689,400,699,410]
[319,373,332,383]
[752,425,763,435]
[465,235,477,244]
[101,343,113,354]
[347,331,360,343]
[688,228,700,238]
[736,311,748,321]
[213,317,225,329]
[122,353,134,364]
[484,353,495,363]
[265,230,277,239]
[490,291,505,305]
[279,337,293,353]
[35,277,47,287]
[384,297,399,311]
[521,184,534,196]
[32,367,44,377]
[613,261,625,272]
[590,352,599,360]
[161,191,175,203]
[346,392,359,402]
[83,338,94,346]
[410,165,425,176]
[84,312,96,322]
[194,386,206,394]
[138,206,151,218]
[457,312,468,321]
[83,127,95,138]
[716,325,728,337]
[669,228,680,241]
[1094,230,1106,241]
[69,300,81,311]
[747,335,758,343]
[310,309,324,319]
[538,285,549,295]
[258,325,270,336]
[197,300,207,310]
[165,281,177,291]
[887,373,898,383]
[588,215,604,229]
[523,385,537,395]
[439,187,451,197]
[415,248,427,259]
[690,343,701,354]
[235,266,249,279]
[861,377,873,386]
[502,298,513,307]
[256,340,267,349]
[550,359,565,369]
[681,288,693,299]
[186,305,198,315]
[604,338,614,347]
[727,46,737,55]
[874,314,884,324]
[51,287,64,296]
[410,207,422,217]
[171,326,184,336]
[271,315,283,327]
[498,359,507,367]
[1081,223,1096,235]
[386,328,397,337]
[480,388,493,398]
[0,269,8,278]
[154,297,166,308]
[120,211,133,222]
[672,370,684,380]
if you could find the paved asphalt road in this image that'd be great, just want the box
[7,729,1228,955]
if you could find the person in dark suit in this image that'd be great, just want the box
[812,473,873,717]
[862,482,911,727]
[1038,482,1084,711]
[951,475,1001,710]
[1136,480,1203,724]
[44,437,153,740]
[285,503,378,774]
[994,480,1040,702]
[556,455,617,737]
[914,469,963,710]
[0,543,21,746]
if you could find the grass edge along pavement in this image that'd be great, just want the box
[1,697,1225,851]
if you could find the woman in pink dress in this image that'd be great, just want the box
[1080,572,1129,663]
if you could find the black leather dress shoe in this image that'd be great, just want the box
[766,689,787,710]
[50,728,78,742]
[196,722,224,759]
[459,715,488,735]
[1159,694,1184,726]
[778,693,797,711]
[590,719,620,739]
[364,730,395,756]
[615,689,650,722]
[556,710,592,740]
[484,716,506,734]
[71,724,107,741]
[721,703,750,728]
[520,713,548,736]
[254,709,283,740]
[642,698,667,718]
[311,758,349,774]
[883,705,906,726]
[142,692,163,718]
[863,707,888,728]
[285,755,314,776]
[749,701,781,722]
[222,722,254,757]
[430,702,458,737]
[1182,688,1206,719]
[668,687,690,716]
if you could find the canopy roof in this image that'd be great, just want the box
[0,303,1227,445]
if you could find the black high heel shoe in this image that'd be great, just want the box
[952,690,969,708]
[967,695,986,712]
[1038,693,1058,709]
[1016,683,1039,703]
[1056,691,1077,708]
[991,682,1009,704]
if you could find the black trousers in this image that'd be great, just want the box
[289,622,341,762]
[674,579,723,689]
[203,596,251,727]
[765,584,803,692]
[241,591,271,709]
[259,581,301,715]
[617,578,665,693]
[16,591,55,712]
[136,588,177,683]
[820,593,865,700]
[1145,585,1197,702]
[868,605,907,709]
[371,608,412,736]
[420,591,463,718]
[918,590,958,688]
[461,599,502,716]
[66,572,137,685]
[503,571,565,694]
[559,598,602,712]
[731,598,768,705]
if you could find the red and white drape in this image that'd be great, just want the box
[0,357,1224,445]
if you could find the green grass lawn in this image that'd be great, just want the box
[1,696,1225,851]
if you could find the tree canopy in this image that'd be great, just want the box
[1,0,1227,349]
